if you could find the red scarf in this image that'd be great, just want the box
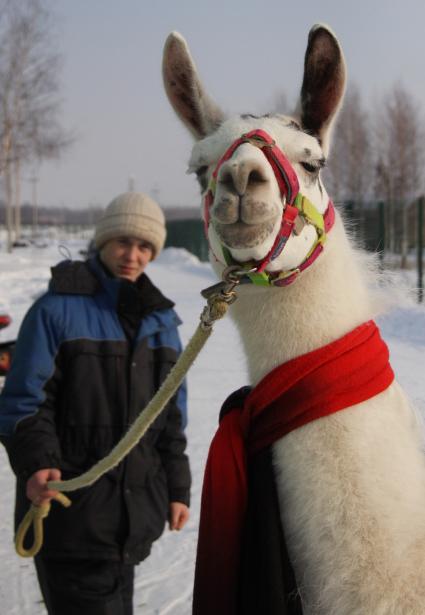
[193,320,394,615]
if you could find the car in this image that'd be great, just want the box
[0,315,15,378]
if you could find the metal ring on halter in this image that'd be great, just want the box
[222,265,258,283]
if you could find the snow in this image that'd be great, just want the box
[0,237,424,614]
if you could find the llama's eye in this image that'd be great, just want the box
[195,165,208,177]
[301,161,319,174]
[300,158,326,175]
[195,166,209,191]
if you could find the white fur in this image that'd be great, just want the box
[228,226,425,613]
[274,383,425,615]
[163,25,425,614]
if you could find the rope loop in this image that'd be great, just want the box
[15,493,72,558]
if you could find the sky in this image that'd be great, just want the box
[16,0,425,211]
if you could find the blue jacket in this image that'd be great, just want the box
[0,257,191,563]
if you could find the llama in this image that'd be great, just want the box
[163,25,425,615]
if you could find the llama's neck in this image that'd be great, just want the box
[229,221,375,385]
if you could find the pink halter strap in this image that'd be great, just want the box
[204,129,335,286]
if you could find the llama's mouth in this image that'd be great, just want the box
[213,220,276,249]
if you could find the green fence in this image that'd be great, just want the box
[342,198,424,303]
[165,219,209,261]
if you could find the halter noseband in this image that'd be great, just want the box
[204,129,335,287]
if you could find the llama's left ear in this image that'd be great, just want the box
[298,25,346,154]
[163,32,225,139]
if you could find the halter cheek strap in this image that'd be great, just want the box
[204,129,335,286]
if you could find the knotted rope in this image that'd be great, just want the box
[15,279,239,558]
[15,493,72,558]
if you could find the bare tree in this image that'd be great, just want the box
[324,84,374,218]
[0,0,71,250]
[374,83,424,265]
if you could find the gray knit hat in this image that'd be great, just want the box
[94,192,166,258]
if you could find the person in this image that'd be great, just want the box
[0,192,191,615]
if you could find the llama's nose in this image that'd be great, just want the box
[218,159,268,196]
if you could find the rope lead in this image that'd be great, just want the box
[15,289,236,558]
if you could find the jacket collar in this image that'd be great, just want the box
[50,257,175,319]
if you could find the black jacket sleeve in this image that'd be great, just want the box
[0,299,63,479]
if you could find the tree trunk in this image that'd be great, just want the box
[31,175,38,237]
[14,156,21,242]
[1,127,13,253]
[388,200,396,254]
[4,165,14,253]
[400,201,409,269]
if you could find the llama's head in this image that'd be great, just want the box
[163,25,346,286]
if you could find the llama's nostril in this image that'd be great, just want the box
[218,161,268,197]
[248,169,267,184]
[219,171,234,189]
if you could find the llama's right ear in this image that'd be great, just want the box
[162,32,225,139]
[297,25,346,155]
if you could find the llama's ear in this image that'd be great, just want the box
[163,32,225,139]
[298,24,346,153]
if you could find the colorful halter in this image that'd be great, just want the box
[204,129,335,286]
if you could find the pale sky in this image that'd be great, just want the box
[19,0,425,211]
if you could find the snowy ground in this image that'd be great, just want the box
[0,237,424,614]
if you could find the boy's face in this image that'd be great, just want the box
[100,236,153,282]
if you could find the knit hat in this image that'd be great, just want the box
[94,192,166,258]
